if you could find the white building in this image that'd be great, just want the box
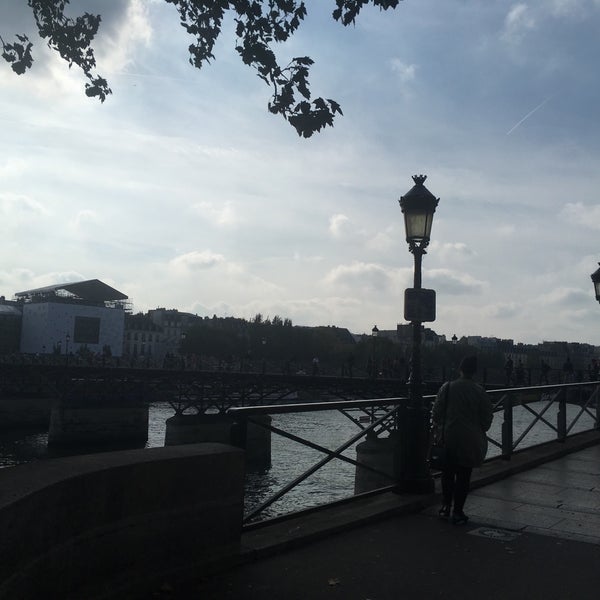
[16,280,129,357]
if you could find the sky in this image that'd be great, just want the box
[1,0,600,346]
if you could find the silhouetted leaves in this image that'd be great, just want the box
[1,1,403,135]
[1,0,111,101]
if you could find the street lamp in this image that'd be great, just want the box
[371,325,379,378]
[397,174,439,493]
[591,263,600,304]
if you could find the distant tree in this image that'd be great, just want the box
[1,0,403,136]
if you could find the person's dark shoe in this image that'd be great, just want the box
[438,505,451,519]
[452,511,469,525]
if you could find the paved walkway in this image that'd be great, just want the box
[455,444,600,544]
[149,437,600,599]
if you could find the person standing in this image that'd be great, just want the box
[431,355,493,525]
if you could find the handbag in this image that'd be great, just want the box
[429,382,451,470]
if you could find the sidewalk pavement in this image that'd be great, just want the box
[163,511,600,599]
[149,431,600,600]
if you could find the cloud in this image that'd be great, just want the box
[494,224,517,237]
[561,202,600,231]
[324,262,392,292]
[329,213,351,238]
[0,194,50,228]
[541,286,591,307]
[169,250,226,271]
[502,4,536,43]
[0,158,27,178]
[97,0,153,74]
[430,241,475,260]
[483,302,521,319]
[389,58,417,83]
[428,269,486,295]
[192,201,238,227]
[366,230,396,252]
[549,0,592,18]
[69,209,100,233]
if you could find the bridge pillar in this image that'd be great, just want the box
[165,413,272,467]
[354,433,397,494]
[48,400,149,449]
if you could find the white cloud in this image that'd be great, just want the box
[366,230,396,252]
[324,262,393,292]
[561,202,600,231]
[329,213,351,238]
[192,201,238,227]
[494,224,517,237]
[0,194,50,228]
[98,0,153,73]
[0,158,27,178]
[169,250,226,271]
[428,269,487,295]
[389,58,417,83]
[430,241,475,260]
[502,4,536,43]
[541,286,591,307]
[69,209,100,233]
[483,302,521,319]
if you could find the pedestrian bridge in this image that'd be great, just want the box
[0,380,598,598]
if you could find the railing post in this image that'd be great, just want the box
[557,389,567,442]
[596,384,600,430]
[501,393,513,460]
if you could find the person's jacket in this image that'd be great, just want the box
[432,377,493,467]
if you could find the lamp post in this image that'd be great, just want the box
[591,263,600,304]
[451,334,458,378]
[371,325,379,378]
[397,174,439,493]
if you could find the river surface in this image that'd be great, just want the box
[0,401,595,521]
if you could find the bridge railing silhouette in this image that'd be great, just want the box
[229,380,600,525]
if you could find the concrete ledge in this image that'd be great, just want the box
[0,443,245,599]
[241,430,600,560]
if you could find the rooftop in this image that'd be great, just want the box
[15,279,128,303]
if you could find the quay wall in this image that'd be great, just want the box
[0,443,245,599]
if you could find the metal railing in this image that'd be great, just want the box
[229,381,600,526]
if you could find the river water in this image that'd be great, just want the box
[0,401,595,521]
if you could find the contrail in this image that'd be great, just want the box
[506,97,551,135]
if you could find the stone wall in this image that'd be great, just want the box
[0,443,245,599]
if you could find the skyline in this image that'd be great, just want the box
[2,1,600,345]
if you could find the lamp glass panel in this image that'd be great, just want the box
[404,210,432,241]
[595,279,600,300]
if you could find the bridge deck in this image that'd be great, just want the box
[451,444,600,544]
[157,431,600,599]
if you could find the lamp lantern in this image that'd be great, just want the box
[591,263,600,303]
[399,175,439,249]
